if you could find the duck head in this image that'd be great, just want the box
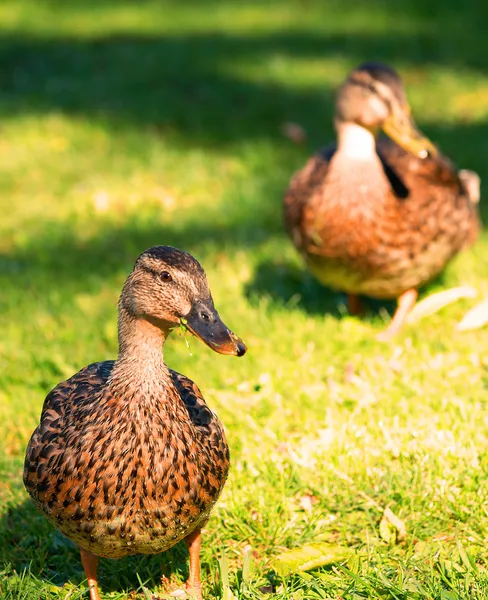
[335,61,437,159]
[120,246,247,357]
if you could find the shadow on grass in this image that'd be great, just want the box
[245,258,450,319]
[1,21,488,154]
[0,106,482,303]
[0,0,487,299]
[1,496,193,595]
[245,259,343,317]
[0,203,284,293]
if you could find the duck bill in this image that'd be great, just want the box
[382,109,438,159]
[182,300,247,357]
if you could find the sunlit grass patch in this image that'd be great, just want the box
[1,0,488,598]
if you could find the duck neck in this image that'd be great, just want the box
[110,306,171,390]
[335,121,378,160]
[321,121,388,214]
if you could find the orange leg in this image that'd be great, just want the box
[184,528,203,600]
[347,294,364,316]
[80,548,101,600]
[377,288,418,341]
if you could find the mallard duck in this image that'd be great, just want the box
[284,62,480,338]
[24,246,247,600]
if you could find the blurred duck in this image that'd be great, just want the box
[284,62,480,339]
[24,246,247,600]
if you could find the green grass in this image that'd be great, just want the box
[1,0,488,598]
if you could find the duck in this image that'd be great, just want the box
[284,62,480,339]
[23,246,247,600]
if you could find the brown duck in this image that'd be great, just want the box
[284,62,480,339]
[24,246,247,600]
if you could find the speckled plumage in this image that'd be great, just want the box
[23,246,246,599]
[285,139,479,298]
[24,361,228,559]
[284,63,480,336]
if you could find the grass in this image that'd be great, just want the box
[1,0,488,597]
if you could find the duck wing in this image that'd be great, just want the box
[23,361,115,507]
[376,137,480,249]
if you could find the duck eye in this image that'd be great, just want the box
[159,271,172,282]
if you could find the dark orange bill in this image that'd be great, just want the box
[382,107,438,159]
[182,299,247,357]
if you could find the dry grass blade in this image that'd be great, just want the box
[379,507,407,545]
[406,287,478,324]
[326,464,383,512]
[328,465,407,544]
[457,298,488,331]
[219,553,238,600]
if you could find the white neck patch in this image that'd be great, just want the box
[336,122,377,160]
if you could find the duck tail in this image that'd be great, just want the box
[458,169,480,205]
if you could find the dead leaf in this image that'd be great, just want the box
[258,584,275,594]
[344,362,355,384]
[275,442,290,455]
[298,493,319,513]
[272,543,354,576]
[281,122,307,144]
[379,507,406,544]
[93,190,110,212]
[457,298,488,331]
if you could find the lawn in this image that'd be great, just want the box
[1,0,488,598]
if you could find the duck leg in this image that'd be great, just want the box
[184,528,203,600]
[80,548,101,600]
[377,288,418,341]
[347,293,364,316]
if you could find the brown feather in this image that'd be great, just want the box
[284,138,480,299]
[23,247,242,570]
[24,361,229,558]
